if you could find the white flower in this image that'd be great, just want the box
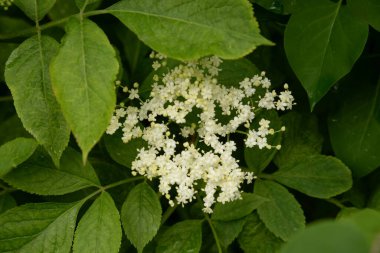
[107,54,294,212]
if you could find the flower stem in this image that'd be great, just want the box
[161,204,178,225]
[204,213,223,253]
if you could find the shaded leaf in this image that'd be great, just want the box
[50,18,118,161]
[0,115,30,145]
[73,192,122,253]
[108,0,272,60]
[212,193,267,221]
[348,0,380,31]
[0,194,17,214]
[274,112,323,169]
[238,213,284,253]
[328,77,380,177]
[104,133,147,168]
[121,182,161,252]
[156,220,202,253]
[0,201,82,253]
[272,155,352,198]
[0,137,37,177]
[255,180,305,241]
[5,35,70,165]
[4,147,100,195]
[13,0,56,21]
[284,0,368,108]
[213,218,247,248]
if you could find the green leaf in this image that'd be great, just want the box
[121,182,161,252]
[245,110,282,174]
[213,218,247,247]
[328,77,380,177]
[218,59,259,87]
[368,186,380,211]
[48,0,78,20]
[0,201,83,253]
[5,35,70,166]
[280,221,370,253]
[0,194,17,215]
[108,0,272,60]
[156,220,202,253]
[104,134,147,168]
[238,213,284,253]
[3,147,100,195]
[73,192,122,253]
[339,208,380,244]
[0,16,31,35]
[274,112,323,169]
[50,18,118,161]
[212,193,267,221]
[348,0,380,31]
[13,0,56,21]
[272,155,352,198]
[75,0,102,10]
[284,0,368,108]
[0,137,37,177]
[254,180,305,241]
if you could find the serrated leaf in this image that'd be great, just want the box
[328,77,380,177]
[5,35,70,166]
[212,193,267,221]
[50,18,118,161]
[121,182,161,252]
[284,0,368,108]
[238,213,284,253]
[0,137,37,177]
[0,194,17,215]
[156,220,202,253]
[0,201,83,253]
[280,221,370,253]
[348,0,380,32]
[104,133,147,168]
[272,155,352,198]
[213,218,247,247]
[108,0,272,60]
[3,147,100,195]
[13,0,56,21]
[245,110,282,174]
[73,192,122,253]
[254,180,305,241]
[274,112,323,169]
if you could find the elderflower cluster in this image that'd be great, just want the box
[107,53,294,212]
[0,0,13,10]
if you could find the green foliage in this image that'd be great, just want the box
[212,193,267,221]
[0,137,37,177]
[254,180,305,241]
[3,147,100,195]
[50,18,118,162]
[0,0,379,252]
[238,213,284,253]
[272,155,352,198]
[284,0,368,108]
[329,77,380,177]
[5,36,70,165]
[156,220,203,253]
[108,0,272,60]
[0,201,82,253]
[121,182,161,252]
[73,192,122,253]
